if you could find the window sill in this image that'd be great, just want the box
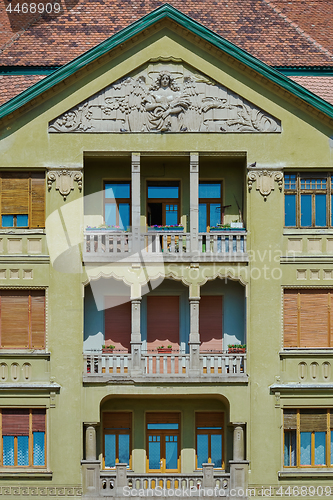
[0,350,50,357]
[279,469,333,478]
[0,470,52,479]
[280,349,333,357]
[0,229,45,234]
[283,228,333,235]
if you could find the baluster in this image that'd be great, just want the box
[120,356,124,374]
[236,355,241,373]
[170,234,175,253]
[148,356,153,374]
[221,356,226,374]
[221,235,225,253]
[156,355,160,374]
[178,234,183,254]
[171,356,175,375]
[198,234,203,253]
[120,234,125,253]
[105,356,109,374]
[243,355,247,374]
[186,233,190,253]
[206,234,211,254]
[97,356,102,374]
[214,356,218,374]
[163,355,167,374]
[213,234,217,253]
[97,234,102,254]
[163,234,167,252]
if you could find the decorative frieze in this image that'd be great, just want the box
[47,169,83,200]
[247,165,283,200]
[0,485,82,496]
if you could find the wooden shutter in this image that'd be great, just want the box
[284,410,297,430]
[146,412,180,425]
[199,296,223,352]
[30,174,45,228]
[196,412,224,428]
[300,290,328,347]
[300,410,327,432]
[2,409,29,435]
[30,292,45,348]
[32,410,46,432]
[284,290,298,347]
[1,174,29,216]
[103,412,132,430]
[0,291,29,348]
[104,301,131,352]
[147,296,179,350]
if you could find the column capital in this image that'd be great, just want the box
[189,297,200,302]
[131,153,140,170]
[190,152,199,172]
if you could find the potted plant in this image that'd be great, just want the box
[86,224,126,232]
[228,344,246,353]
[157,345,173,353]
[148,225,184,232]
[102,344,115,353]
[230,220,245,229]
[210,223,232,231]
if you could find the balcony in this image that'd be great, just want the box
[83,351,247,383]
[83,229,248,263]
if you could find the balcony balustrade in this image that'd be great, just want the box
[83,351,247,383]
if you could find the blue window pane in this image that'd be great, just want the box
[105,184,130,199]
[300,432,311,465]
[18,435,29,466]
[105,204,117,226]
[33,432,45,466]
[300,194,312,227]
[284,431,296,466]
[210,203,221,227]
[148,186,179,199]
[118,203,130,230]
[165,436,178,469]
[314,432,326,465]
[16,214,28,227]
[148,439,161,469]
[285,194,296,227]
[315,194,327,227]
[197,434,208,468]
[285,174,296,190]
[105,434,116,468]
[199,204,207,232]
[211,434,222,468]
[3,436,14,466]
[165,205,178,226]
[331,431,333,465]
[2,215,14,227]
[197,427,222,430]
[147,423,179,430]
[199,183,221,198]
[118,434,130,465]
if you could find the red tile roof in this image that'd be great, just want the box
[0,74,46,105]
[289,75,333,106]
[0,0,333,67]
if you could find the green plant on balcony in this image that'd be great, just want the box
[102,344,115,353]
[157,345,173,353]
[228,344,246,353]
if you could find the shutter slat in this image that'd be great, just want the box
[1,174,29,215]
[32,409,46,432]
[284,410,297,430]
[31,174,45,228]
[300,290,328,347]
[199,296,223,352]
[300,410,327,432]
[31,292,45,349]
[104,300,131,352]
[196,412,224,428]
[147,296,179,350]
[146,412,180,424]
[103,412,132,430]
[2,409,29,435]
[284,291,298,347]
[1,292,29,348]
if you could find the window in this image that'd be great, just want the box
[196,412,224,469]
[147,296,179,351]
[0,290,45,349]
[104,182,130,230]
[199,182,222,232]
[1,409,46,467]
[147,182,179,226]
[103,412,131,469]
[284,409,333,467]
[146,413,180,472]
[284,289,333,348]
[104,299,131,352]
[285,173,332,228]
[0,173,45,228]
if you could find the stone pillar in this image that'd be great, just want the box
[189,297,200,376]
[131,153,141,253]
[190,152,199,252]
[130,298,142,375]
[229,423,249,492]
[202,463,215,488]
[81,423,101,497]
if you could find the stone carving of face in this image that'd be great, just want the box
[160,74,170,88]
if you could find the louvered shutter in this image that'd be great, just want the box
[146,412,180,425]
[199,296,223,352]
[147,296,179,350]
[32,409,46,432]
[284,291,298,347]
[2,409,29,436]
[31,292,45,349]
[284,410,297,430]
[1,174,29,216]
[1,291,29,348]
[103,412,132,430]
[30,174,45,228]
[196,412,224,428]
[104,301,131,351]
[300,290,328,347]
[300,410,327,432]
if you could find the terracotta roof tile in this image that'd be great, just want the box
[289,75,333,106]
[0,0,332,67]
[0,74,46,105]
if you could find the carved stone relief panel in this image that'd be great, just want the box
[247,166,283,200]
[47,169,83,200]
[49,61,281,134]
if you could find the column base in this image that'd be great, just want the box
[229,460,249,491]
[81,460,101,497]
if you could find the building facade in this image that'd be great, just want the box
[1,4,333,499]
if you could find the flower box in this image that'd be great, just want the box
[148,226,184,232]
[157,348,172,353]
[228,347,246,353]
[230,222,244,229]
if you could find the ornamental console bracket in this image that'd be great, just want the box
[247,164,283,200]
[47,169,83,200]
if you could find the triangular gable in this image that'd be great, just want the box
[48,61,281,134]
[0,4,333,123]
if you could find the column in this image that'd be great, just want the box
[190,152,199,252]
[229,423,249,491]
[131,153,141,253]
[189,296,200,375]
[81,423,101,496]
[130,297,142,375]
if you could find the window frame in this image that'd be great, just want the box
[146,181,181,227]
[199,181,223,232]
[102,411,132,470]
[195,412,224,470]
[0,408,46,468]
[284,172,332,228]
[103,181,131,230]
[145,412,181,473]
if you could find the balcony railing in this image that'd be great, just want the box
[83,230,248,261]
[83,352,247,382]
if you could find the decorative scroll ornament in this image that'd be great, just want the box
[247,167,283,200]
[47,169,83,200]
[49,62,281,134]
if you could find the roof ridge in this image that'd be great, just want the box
[261,0,333,60]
